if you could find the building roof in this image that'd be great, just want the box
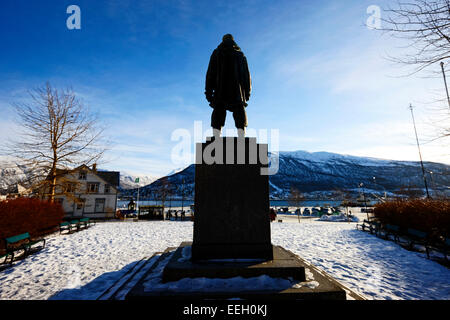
[53,165,120,187]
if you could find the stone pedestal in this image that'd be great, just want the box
[125,243,363,300]
[192,137,272,261]
[123,136,362,301]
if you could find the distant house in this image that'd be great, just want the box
[52,164,120,219]
[0,183,32,200]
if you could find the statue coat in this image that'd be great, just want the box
[205,39,251,110]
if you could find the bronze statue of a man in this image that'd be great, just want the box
[205,34,251,137]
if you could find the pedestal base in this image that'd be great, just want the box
[125,243,364,301]
[163,242,305,282]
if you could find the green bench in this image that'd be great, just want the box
[60,218,95,234]
[59,221,78,234]
[70,220,81,231]
[405,228,430,258]
[61,220,81,233]
[429,237,450,261]
[4,232,46,257]
[1,251,14,266]
[79,218,94,229]
[60,222,70,234]
[379,224,400,243]
[356,219,380,235]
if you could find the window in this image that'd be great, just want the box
[66,183,76,193]
[104,184,110,193]
[95,198,105,213]
[79,171,87,180]
[55,198,64,205]
[76,199,85,210]
[87,182,99,193]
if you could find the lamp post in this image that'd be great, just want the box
[181,179,185,212]
[373,176,387,202]
[440,61,450,111]
[409,104,430,199]
[429,171,436,198]
[360,183,369,220]
[135,177,140,215]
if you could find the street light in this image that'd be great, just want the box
[373,176,387,201]
[360,183,369,220]
[429,171,436,198]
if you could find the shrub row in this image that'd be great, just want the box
[0,198,65,249]
[374,199,450,238]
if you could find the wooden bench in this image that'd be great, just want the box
[404,228,430,258]
[79,218,89,229]
[70,219,82,231]
[80,217,95,228]
[356,219,380,235]
[1,251,14,266]
[380,224,400,243]
[430,237,450,261]
[5,232,46,257]
[60,221,72,234]
[356,219,369,231]
[369,221,381,236]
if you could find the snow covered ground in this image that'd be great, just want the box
[0,220,449,300]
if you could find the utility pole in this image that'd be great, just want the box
[429,171,436,198]
[181,179,186,212]
[440,61,450,111]
[135,177,140,215]
[359,183,369,221]
[409,104,430,199]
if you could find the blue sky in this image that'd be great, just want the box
[0,0,449,177]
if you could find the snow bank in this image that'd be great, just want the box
[318,214,359,222]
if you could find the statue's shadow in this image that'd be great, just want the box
[49,260,140,300]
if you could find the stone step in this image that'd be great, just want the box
[97,250,174,300]
[163,242,306,282]
[125,243,365,300]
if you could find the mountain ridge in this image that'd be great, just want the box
[119,150,450,199]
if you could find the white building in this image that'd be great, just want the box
[54,165,120,219]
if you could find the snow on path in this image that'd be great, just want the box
[0,221,449,300]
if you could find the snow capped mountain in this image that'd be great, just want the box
[269,151,449,198]
[2,151,449,198]
[119,172,158,190]
[0,156,157,192]
[278,151,400,165]
[166,167,189,177]
[119,150,450,199]
[0,156,32,191]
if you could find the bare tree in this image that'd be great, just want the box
[380,0,450,74]
[6,83,106,202]
[378,1,450,144]
[288,186,305,222]
[156,177,172,208]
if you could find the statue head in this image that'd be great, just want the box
[222,34,234,41]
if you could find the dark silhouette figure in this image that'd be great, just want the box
[205,34,251,135]
[127,200,135,211]
[269,208,277,222]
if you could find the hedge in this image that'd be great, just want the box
[0,198,64,249]
[374,199,450,239]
